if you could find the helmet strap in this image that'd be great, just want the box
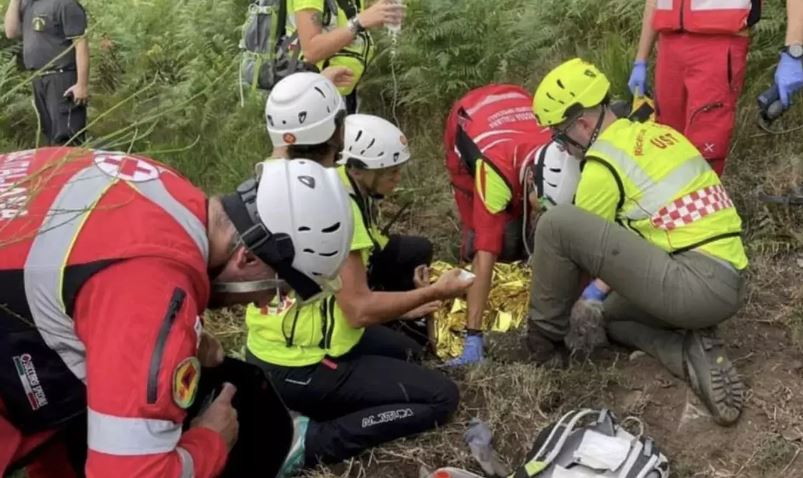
[220,179,323,300]
[584,103,608,153]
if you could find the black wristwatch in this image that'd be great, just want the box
[783,43,803,60]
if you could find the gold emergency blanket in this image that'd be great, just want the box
[429,260,531,359]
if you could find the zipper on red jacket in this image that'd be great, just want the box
[147,288,186,404]
[680,0,685,30]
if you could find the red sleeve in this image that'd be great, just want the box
[472,199,511,256]
[74,257,227,478]
[471,150,512,256]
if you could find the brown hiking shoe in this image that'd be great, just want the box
[683,329,746,426]
[525,326,566,368]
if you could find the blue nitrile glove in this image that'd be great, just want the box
[775,51,803,107]
[446,334,484,367]
[627,60,648,97]
[581,281,607,302]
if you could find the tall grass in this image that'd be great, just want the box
[0,0,800,243]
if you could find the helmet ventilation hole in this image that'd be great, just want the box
[322,222,341,233]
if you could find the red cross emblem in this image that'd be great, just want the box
[93,153,160,182]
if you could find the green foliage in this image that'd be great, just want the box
[1,0,269,192]
[0,0,800,233]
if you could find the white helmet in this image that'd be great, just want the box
[524,141,581,206]
[338,114,411,169]
[220,158,353,300]
[265,72,344,147]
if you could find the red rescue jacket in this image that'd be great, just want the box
[444,84,551,255]
[0,148,226,477]
[652,0,760,34]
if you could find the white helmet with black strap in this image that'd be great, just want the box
[520,141,581,256]
[218,158,353,301]
[338,114,411,169]
[265,72,345,147]
[521,140,581,207]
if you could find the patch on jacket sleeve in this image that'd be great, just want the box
[172,356,200,409]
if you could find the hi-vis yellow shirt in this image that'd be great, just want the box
[245,167,386,366]
[286,0,374,96]
[575,119,748,270]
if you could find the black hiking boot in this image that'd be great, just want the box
[525,326,567,369]
[683,329,746,426]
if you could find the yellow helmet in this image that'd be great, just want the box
[533,58,611,126]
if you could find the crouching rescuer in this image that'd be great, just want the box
[245,115,473,474]
[442,84,580,366]
[528,58,749,426]
[0,147,358,476]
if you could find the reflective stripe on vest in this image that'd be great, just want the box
[653,0,751,33]
[87,407,182,455]
[589,140,710,221]
[177,447,196,478]
[23,160,209,384]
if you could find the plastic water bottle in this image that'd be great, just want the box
[385,0,403,35]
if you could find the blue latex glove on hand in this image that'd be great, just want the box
[628,60,648,97]
[775,52,803,107]
[581,281,607,302]
[446,334,483,367]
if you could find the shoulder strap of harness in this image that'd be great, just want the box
[454,107,484,176]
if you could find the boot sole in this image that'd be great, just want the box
[683,330,745,426]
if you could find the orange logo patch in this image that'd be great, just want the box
[172,357,200,409]
[283,133,297,144]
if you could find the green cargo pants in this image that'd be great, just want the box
[528,205,745,376]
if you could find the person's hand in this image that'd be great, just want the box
[627,60,648,97]
[412,264,430,289]
[321,66,354,88]
[775,51,803,107]
[357,0,406,30]
[564,298,607,357]
[400,300,442,319]
[445,334,483,367]
[197,331,225,367]
[64,82,88,105]
[432,268,474,299]
[190,383,239,451]
[580,281,608,302]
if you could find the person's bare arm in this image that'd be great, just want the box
[64,36,89,104]
[294,9,356,63]
[335,251,471,329]
[635,0,657,61]
[295,1,404,63]
[786,0,803,45]
[4,0,22,39]
[465,251,496,331]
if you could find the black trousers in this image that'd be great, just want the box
[246,326,460,466]
[345,88,358,114]
[31,70,86,146]
[368,234,434,343]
